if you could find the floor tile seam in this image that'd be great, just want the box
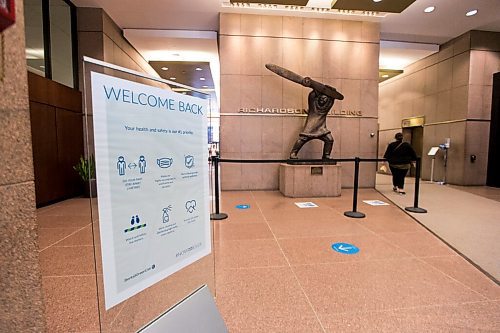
[215,264,290,271]
[108,303,127,329]
[38,225,94,252]
[313,299,500,317]
[249,191,328,333]
[42,274,97,278]
[410,255,495,301]
[272,233,380,240]
[40,244,95,253]
[376,187,500,285]
[374,234,450,258]
[288,256,433,267]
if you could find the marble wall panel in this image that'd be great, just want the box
[262,15,283,37]
[469,50,486,86]
[241,37,263,75]
[451,85,469,120]
[283,16,303,38]
[452,51,470,88]
[437,59,453,93]
[219,35,241,75]
[220,75,241,113]
[261,37,283,74]
[220,13,241,36]
[241,14,262,36]
[220,14,379,190]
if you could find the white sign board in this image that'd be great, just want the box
[91,72,210,309]
[428,146,439,156]
[294,202,318,208]
[363,200,390,206]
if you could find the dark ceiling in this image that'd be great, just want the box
[149,61,214,90]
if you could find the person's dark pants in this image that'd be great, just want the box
[389,166,409,189]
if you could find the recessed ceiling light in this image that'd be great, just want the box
[161,67,168,71]
[466,9,478,17]
[200,77,206,81]
[202,85,208,88]
[195,67,203,71]
[424,6,435,13]
[373,0,382,2]
[169,77,176,80]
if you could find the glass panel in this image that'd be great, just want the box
[82,60,215,331]
[50,0,74,88]
[24,0,45,76]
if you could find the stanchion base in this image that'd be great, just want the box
[210,213,228,220]
[405,207,427,213]
[344,211,365,218]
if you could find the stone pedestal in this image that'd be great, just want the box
[279,163,341,197]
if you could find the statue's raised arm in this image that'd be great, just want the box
[265,63,344,160]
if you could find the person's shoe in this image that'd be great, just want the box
[397,189,406,195]
[393,186,398,192]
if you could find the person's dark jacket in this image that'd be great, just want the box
[384,141,417,165]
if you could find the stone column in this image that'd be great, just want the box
[0,0,46,331]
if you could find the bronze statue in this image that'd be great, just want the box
[266,64,344,159]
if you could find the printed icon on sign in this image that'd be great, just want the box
[162,205,172,223]
[138,155,147,173]
[124,214,147,233]
[157,157,173,168]
[184,155,195,169]
[117,156,126,176]
[185,200,197,213]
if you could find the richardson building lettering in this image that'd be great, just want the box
[238,108,362,116]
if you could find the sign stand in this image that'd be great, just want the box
[427,146,439,182]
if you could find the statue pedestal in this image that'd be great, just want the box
[279,163,341,197]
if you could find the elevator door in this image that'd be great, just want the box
[487,72,500,187]
[402,126,423,176]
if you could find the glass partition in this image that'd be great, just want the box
[82,57,215,331]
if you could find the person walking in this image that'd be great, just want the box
[383,132,417,194]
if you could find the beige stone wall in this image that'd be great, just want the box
[0,0,46,331]
[77,8,169,154]
[219,13,380,189]
[379,31,500,185]
[77,8,160,87]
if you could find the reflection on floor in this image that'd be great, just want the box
[37,188,500,332]
[214,190,500,332]
[37,199,99,332]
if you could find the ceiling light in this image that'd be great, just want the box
[373,0,382,2]
[382,74,389,78]
[466,9,477,17]
[169,77,176,80]
[202,85,208,88]
[424,6,435,13]
[195,67,203,71]
[161,67,168,71]
[200,77,206,81]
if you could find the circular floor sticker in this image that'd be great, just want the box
[235,204,250,209]
[332,242,360,255]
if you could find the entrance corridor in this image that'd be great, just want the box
[37,188,500,332]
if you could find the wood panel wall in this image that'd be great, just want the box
[28,72,84,206]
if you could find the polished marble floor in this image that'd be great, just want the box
[213,189,500,332]
[37,186,500,332]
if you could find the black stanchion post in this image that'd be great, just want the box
[344,157,365,218]
[210,156,228,220]
[405,157,427,213]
